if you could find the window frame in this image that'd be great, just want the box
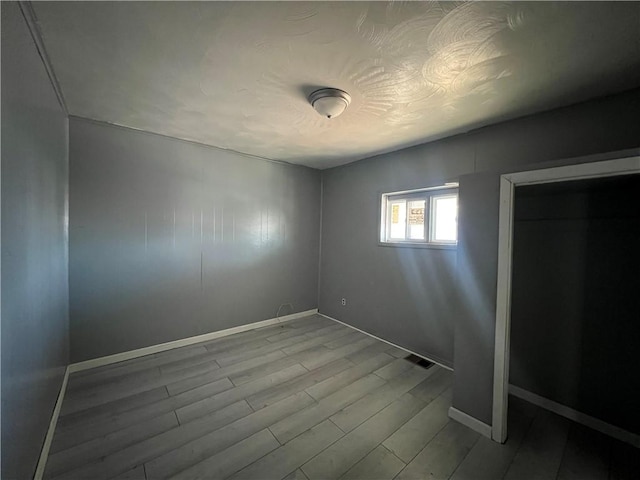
[379,184,459,249]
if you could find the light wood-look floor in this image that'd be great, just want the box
[46,315,638,479]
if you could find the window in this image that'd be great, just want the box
[380,185,458,247]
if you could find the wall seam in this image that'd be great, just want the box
[316,172,324,310]
[64,117,70,365]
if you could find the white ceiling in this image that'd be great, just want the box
[34,1,640,169]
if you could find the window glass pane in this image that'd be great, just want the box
[407,200,425,240]
[382,188,458,246]
[432,195,458,242]
[389,200,406,239]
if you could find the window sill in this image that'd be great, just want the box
[378,241,457,250]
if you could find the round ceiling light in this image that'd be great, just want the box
[309,88,351,119]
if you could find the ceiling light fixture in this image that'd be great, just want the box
[309,88,351,119]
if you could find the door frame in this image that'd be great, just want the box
[491,155,640,443]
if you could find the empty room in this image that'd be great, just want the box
[2,1,640,479]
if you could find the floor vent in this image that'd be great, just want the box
[404,354,434,369]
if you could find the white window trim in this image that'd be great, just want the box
[429,193,458,245]
[379,184,458,249]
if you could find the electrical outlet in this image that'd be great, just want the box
[341,298,347,306]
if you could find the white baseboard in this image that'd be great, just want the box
[318,313,453,371]
[68,309,318,373]
[509,384,640,448]
[448,406,493,438]
[34,366,70,479]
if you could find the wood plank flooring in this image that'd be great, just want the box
[46,314,639,479]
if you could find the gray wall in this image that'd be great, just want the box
[318,133,474,367]
[510,176,640,434]
[69,118,320,362]
[1,2,70,478]
[319,87,640,425]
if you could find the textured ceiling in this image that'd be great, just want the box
[34,1,640,169]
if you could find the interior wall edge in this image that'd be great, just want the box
[509,384,640,449]
[316,174,324,308]
[68,309,317,373]
[322,88,640,178]
[33,366,70,480]
[318,312,453,371]
[67,115,316,171]
[484,147,640,178]
[17,0,68,115]
[448,406,492,439]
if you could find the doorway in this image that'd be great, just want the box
[491,156,640,445]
